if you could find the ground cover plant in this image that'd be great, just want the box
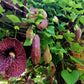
[0,0,84,84]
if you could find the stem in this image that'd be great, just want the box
[15,29,17,38]
[61,60,65,70]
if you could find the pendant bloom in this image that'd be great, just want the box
[0,38,27,77]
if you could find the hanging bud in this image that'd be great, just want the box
[50,62,56,76]
[44,45,52,63]
[26,27,33,39]
[37,19,48,29]
[31,35,41,64]
[74,24,82,41]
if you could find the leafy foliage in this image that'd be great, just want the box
[0,0,84,84]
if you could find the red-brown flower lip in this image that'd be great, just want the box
[0,38,27,77]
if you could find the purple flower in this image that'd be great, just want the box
[0,38,27,77]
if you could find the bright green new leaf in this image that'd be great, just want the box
[35,18,43,25]
[12,0,17,4]
[55,35,63,39]
[6,15,21,23]
[14,26,19,30]
[24,38,32,46]
[27,19,35,23]
[18,2,24,7]
[61,70,79,84]
[0,5,5,14]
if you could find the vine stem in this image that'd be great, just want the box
[15,29,17,38]
[61,60,65,70]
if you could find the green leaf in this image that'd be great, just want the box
[65,36,74,43]
[22,18,28,22]
[38,67,45,73]
[43,0,55,3]
[70,43,84,52]
[60,48,67,53]
[24,38,32,46]
[60,22,66,27]
[27,19,35,23]
[43,79,50,83]
[35,18,43,25]
[59,0,69,7]
[55,35,63,39]
[47,67,52,76]
[44,31,51,37]
[33,78,41,83]
[14,26,20,30]
[61,70,79,84]
[57,26,66,32]
[79,16,84,25]
[27,57,32,67]
[0,5,5,14]
[39,56,44,64]
[6,15,21,23]
[74,3,83,8]
[70,56,84,66]
[50,46,57,53]
[0,28,6,39]
[62,7,72,12]
[18,2,24,7]
[46,26,55,35]
[64,33,75,43]
[64,33,75,37]
[12,0,17,4]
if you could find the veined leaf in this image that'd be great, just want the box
[64,33,75,37]
[70,56,84,66]
[46,26,55,35]
[24,38,32,46]
[55,35,63,39]
[70,43,84,52]
[6,15,21,23]
[0,5,5,14]
[61,70,79,84]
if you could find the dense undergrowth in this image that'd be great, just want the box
[0,0,84,84]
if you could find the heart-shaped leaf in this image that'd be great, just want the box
[61,70,79,84]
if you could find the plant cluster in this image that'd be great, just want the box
[0,0,84,84]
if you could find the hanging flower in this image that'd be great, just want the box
[37,19,48,29]
[0,38,27,78]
